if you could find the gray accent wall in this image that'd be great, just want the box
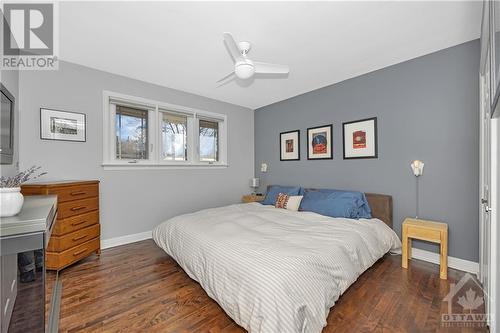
[254,40,480,261]
[18,61,254,241]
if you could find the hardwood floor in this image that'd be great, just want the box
[56,240,487,332]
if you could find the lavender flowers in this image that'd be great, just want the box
[0,166,47,188]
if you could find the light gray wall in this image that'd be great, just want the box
[0,68,20,177]
[254,40,480,261]
[18,61,254,240]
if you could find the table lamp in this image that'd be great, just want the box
[250,178,260,195]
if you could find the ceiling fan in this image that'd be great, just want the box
[218,32,290,83]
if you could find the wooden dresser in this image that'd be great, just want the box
[21,180,100,271]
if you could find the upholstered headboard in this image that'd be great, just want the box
[365,193,393,228]
[265,186,393,228]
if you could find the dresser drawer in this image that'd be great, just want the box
[53,210,99,236]
[46,238,100,270]
[48,224,100,252]
[48,183,99,203]
[58,197,99,219]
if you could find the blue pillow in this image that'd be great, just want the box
[299,189,372,219]
[313,188,372,218]
[262,185,302,205]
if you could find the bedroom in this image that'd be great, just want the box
[0,1,498,332]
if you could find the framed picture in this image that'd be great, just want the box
[307,124,333,160]
[342,117,378,159]
[40,108,86,142]
[280,130,300,161]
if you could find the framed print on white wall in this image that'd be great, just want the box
[280,130,300,161]
[307,124,333,160]
[40,108,86,142]
[342,117,378,159]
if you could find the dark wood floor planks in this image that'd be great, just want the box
[55,240,488,332]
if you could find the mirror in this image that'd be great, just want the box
[0,83,14,164]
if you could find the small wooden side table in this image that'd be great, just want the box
[241,194,264,203]
[402,218,448,279]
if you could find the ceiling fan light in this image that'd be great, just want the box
[235,63,255,79]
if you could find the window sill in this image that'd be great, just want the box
[102,163,229,170]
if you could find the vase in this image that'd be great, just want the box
[0,187,24,217]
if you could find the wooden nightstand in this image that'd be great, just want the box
[241,194,264,203]
[402,218,448,279]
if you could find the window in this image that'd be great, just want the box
[199,119,218,162]
[103,91,227,168]
[115,105,149,160]
[161,112,188,161]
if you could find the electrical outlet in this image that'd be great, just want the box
[260,163,268,173]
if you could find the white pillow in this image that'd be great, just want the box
[285,195,303,211]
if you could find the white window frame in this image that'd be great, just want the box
[102,91,228,170]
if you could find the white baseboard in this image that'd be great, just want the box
[101,230,152,250]
[411,247,479,275]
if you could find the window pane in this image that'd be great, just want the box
[115,105,148,160]
[199,119,219,162]
[161,112,187,161]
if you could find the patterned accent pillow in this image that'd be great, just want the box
[275,193,290,209]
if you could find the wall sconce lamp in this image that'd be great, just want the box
[410,160,424,218]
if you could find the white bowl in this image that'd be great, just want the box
[0,187,24,217]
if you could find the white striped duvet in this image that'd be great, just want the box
[152,202,401,333]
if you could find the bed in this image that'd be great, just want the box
[152,192,401,333]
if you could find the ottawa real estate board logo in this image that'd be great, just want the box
[441,273,488,328]
[1,2,58,70]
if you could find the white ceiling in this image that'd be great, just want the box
[59,1,482,110]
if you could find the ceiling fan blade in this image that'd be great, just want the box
[223,32,243,62]
[217,76,237,88]
[254,62,289,74]
[216,71,236,83]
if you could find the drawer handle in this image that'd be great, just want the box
[72,235,88,241]
[71,220,87,226]
[73,248,87,256]
[71,206,86,211]
[70,191,87,196]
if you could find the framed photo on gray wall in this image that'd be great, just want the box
[307,124,333,160]
[40,108,86,142]
[280,130,300,161]
[342,117,378,159]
